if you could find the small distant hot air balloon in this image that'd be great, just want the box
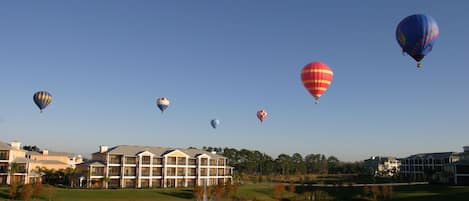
[257,109,268,122]
[211,119,220,129]
[156,97,170,113]
[396,14,439,68]
[301,61,334,104]
[33,91,52,113]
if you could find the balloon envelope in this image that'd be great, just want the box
[301,61,334,102]
[396,14,439,65]
[33,91,52,112]
[156,97,170,113]
[211,119,220,129]
[257,109,268,122]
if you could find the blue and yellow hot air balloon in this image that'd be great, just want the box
[156,97,170,113]
[33,91,52,113]
[396,14,439,68]
[210,119,220,129]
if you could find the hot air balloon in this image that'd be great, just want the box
[33,91,52,113]
[301,61,333,104]
[211,119,220,129]
[396,14,439,68]
[257,109,268,122]
[156,97,170,113]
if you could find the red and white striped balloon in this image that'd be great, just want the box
[257,109,268,122]
[301,61,334,103]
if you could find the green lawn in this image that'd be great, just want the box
[1,183,469,201]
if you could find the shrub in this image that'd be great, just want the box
[20,184,33,200]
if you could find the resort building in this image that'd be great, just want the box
[0,140,83,185]
[364,156,400,177]
[399,151,459,181]
[75,145,234,188]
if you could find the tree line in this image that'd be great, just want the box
[202,146,364,175]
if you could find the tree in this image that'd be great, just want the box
[276,154,292,175]
[9,162,20,199]
[292,153,306,175]
[23,145,41,152]
[20,184,33,200]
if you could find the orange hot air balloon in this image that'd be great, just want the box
[301,61,334,103]
[257,109,268,122]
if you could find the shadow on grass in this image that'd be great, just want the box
[159,189,194,199]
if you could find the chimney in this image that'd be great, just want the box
[464,146,469,153]
[99,145,108,153]
[211,151,217,155]
[42,149,48,155]
[10,141,21,150]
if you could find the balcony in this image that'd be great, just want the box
[141,156,151,165]
[177,157,186,165]
[166,157,176,165]
[153,158,163,165]
[109,155,122,164]
[0,152,8,160]
[124,157,137,165]
[188,159,196,165]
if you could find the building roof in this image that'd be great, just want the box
[0,141,12,150]
[404,152,456,159]
[95,145,225,159]
[27,150,81,158]
[77,160,106,167]
[28,159,67,165]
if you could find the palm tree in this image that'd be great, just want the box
[102,176,110,189]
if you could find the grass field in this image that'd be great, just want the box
[1,183,469,201]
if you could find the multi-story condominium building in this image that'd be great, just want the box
[364,156,400,177]
[0,141,28,185]
[76,145,233,188]
[399,151,460,181]
[0,140,83,185]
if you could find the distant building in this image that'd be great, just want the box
[364,156,400,177]
[0,140,82,185]
[399,151,459,182]
[75,145,233,188]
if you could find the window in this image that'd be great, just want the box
[109,167,121,176]
[167,167,176,176]
[166,157,176,165]
[125,157,137,164]
[188,159,196,165]
[141,167,150,176]
[0,163,8,173]
[200,158,208,166]
[177,168,185,176]
[210,159,217,166]
[124,167,136,176]
[177,157,186,165]
[152,167,162,176]
[109,155,121,164]
[188,168,196,176]
[142,156,151,165]
[0,151,8,160]
[153,158,162,165]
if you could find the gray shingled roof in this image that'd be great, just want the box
[405,152,456,159]
[98,145,225,159]
[0,141,12,150]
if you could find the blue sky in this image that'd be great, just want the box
[0,1,468,161]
